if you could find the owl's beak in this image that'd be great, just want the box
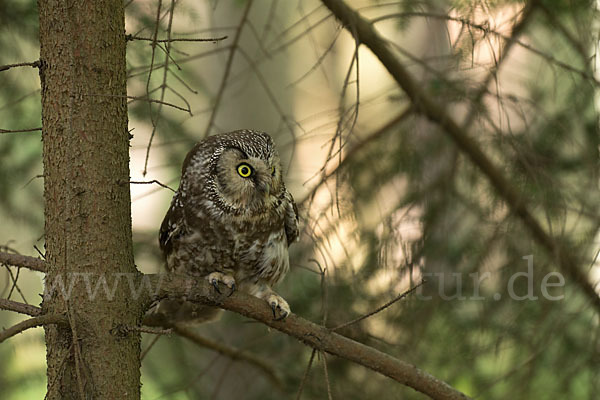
[257,182,271,197]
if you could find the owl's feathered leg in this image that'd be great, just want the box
[206,271,236,296]
[246,282,290,320]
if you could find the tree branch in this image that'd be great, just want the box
[0,60,40,72]
[0,298,42,316]
[319,0,600,314]
[126,34,228,43]
[0,127,42,134]
[0,314,67,344]
[140,274,470,400]
[0,251,47,273]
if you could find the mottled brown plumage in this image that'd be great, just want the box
[158,130,298,323]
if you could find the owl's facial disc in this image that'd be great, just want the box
[215,148,278,211]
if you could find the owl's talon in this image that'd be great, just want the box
[228,283,236,297]
[211,279,222,294]
[206,272,236,296]
[265,293,290,321]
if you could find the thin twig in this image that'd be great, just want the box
[204,0,253,137]
[173,323,283,388]
[0,314,67,344]
[85,93,191,114]
[0,60,40,72]
[461,2,538,130]
[142,0,164,176]
[126,34,228,43]
[141,334,162,361]
[142,312,283,388]
[301,107,413,208]
[237,47,298,150]
[5,265,27,303]
[209,360,233,400]
[120,179,176,192]
[128,95,190,114]
[295,348,317,400]
[0,127,42,134]
[371,10,598,85]
[0,298,42,316]
[331,280,425,331]
[322,352,334,400]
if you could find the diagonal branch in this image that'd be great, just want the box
[0,313,67,344]
[142,313,282,386]
[140,274,470,400]
[0,251,47,273]
[319,0,600,314]
[331,280,425,332]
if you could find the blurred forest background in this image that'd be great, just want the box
[1,0,600,399]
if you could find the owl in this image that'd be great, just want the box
[158,130,299,323]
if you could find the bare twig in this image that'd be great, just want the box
[5,264,27,303]
[296,348,317,400]
[300,107,413,208]
[0,127,42,134]
[140,334,162,361]
[461,2,538,130]
[0,60,40,72]
[0,313,67,344]
[322,352,334,400]
[126,34,228,43]
[141,312,282,387]
[0,298,42,316]
[319,0,600,314]
[85,94,191,114]
[0,251,47,273]
[331,280,425,332]
[204,0,253,137]
[120,179,176,192]
[371,10,598,85]
[172,322,283,388]
[142,0,164,176]
[141,274,471,400]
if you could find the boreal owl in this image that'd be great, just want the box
[158,130,299,323]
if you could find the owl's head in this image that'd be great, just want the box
[191,130,285,214]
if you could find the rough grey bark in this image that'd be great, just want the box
[38,1,141,398]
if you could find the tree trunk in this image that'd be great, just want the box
[38,1,141,398]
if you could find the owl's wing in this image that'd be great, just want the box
[284,190,299,246]
[159,192,185,264]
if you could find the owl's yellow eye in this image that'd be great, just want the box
[271,166,276,176]
[237,163,253,178]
